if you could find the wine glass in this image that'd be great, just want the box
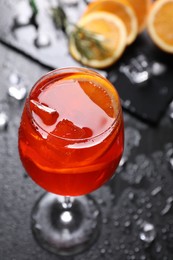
[18,67,124,256]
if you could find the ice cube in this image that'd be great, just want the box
[30,100,59,125]
[34,32,51,48]
[52,119,87,139]
[8,85,27,101]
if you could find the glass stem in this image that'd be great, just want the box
[62,196,72,209]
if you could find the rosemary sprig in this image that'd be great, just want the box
[29,0,38,17]
[71,26,108,60]
[52,5,68,31]
[52,5,109,60]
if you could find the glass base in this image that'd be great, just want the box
[31,193,101,256]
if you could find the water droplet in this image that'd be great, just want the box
[140,255,146,260]
[8,85,27,100]
[9,72,21,85]
[134,247,139,253]
[34,32,51,48]
[128,208,134,214]
[133,214,139,220]
[165,146,173,169]
[146,203,152,209]
[20,193,26,200]
[107,248,112,254]
[168,158,173,171]
[140,159,149,169]
[139,222,156,243]
[60,211,72,223]
[102,217,108,224]
[93,210,99,218]
[124,220,131,228]
[14,14,31,27]
[100,248,106,254]
[120,243,125,249]
[159,86,168,96]
[139,197,146,205]
[104,240,109,245]
[155,243,162,253]
[115,245,120,251]
[146,212,152,218]
[97,198,104,205]
[123,99,131,108]
[167,196,173,204]
[135,174,144,184]
[161,227,167,234]
[151,62,167,76]
[0,112,8,130]
[35,223,42,231]
[136,219,143,226]
[151,186,162,196]
[169,111,173,121]
[119,156,128,168]
[137,210,142,217]
[114,221,119,227]
[166,146,173,157]
[128,191,135,201]
[160,203,173,216]
[108,72,118,83]
[169,101,173,122]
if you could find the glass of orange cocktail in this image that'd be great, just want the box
[18,67,124,255]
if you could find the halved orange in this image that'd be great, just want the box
[69,11,127,69]
[147,0,173,53]
[82,0,138,45]
[127,0,152,32]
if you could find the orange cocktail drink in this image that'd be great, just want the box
[18,67,124,196]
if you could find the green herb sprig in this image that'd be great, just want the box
[52,5,108,60]
[29,0,38,17]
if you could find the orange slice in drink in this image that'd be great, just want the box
[127,0,152,32]
[59,73,120,117]
[147,0,173,53]
[82,0,138,44]
[69,11,127,69]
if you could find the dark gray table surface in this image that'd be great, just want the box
[0,1,173,260]
[0,41,173,260]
